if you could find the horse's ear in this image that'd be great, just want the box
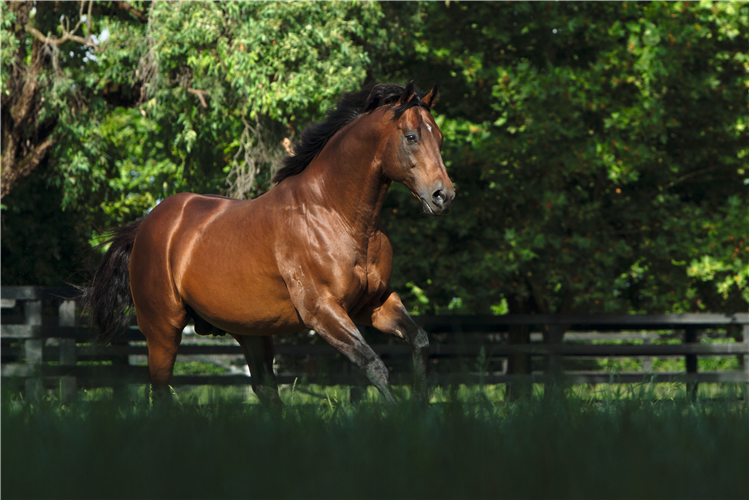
[399,80,415,105]
[423,84,440,109]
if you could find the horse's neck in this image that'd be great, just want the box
[302,116,390,235]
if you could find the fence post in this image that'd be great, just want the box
[743,324,749,404]
[642,336,652,373]
[23,300,44,402]
[544,324,565,398]
[507,323,531,400]
[58,300,77,403]
[111,337,131,401]
[684,327,698,401]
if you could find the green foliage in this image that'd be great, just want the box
[48,1,386,219]
[2,1,387,283]
[375,2,749,314]
[0,3,18,90]
[2,1,747,314]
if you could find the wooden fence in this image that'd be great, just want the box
[2,286,748,402]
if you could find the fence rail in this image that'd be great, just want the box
[2,286,748,402]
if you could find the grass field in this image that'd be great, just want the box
[2,385,747,500]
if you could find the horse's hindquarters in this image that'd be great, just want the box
[159,193,302,336]
[128,193,195,336]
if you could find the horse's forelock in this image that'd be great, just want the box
[391,93,430,120]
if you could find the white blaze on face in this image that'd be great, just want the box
[425,123,432,133]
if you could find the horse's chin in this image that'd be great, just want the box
[420,198,451,216]
[421,198,436,216]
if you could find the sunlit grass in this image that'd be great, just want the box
[172,360,229,376]
[66,381,747,406]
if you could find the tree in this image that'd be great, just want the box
[1,0,385,283]
[373,1,748,314]
[2,1,746,315]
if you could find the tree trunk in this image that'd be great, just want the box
[0,1,56,201]
[1,1,147,200]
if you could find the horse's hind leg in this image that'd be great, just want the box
[138,315,186,400]
[232,334,283,410]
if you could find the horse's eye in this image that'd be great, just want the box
[406,134,418,144]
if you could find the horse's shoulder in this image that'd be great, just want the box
[368,226,392,251]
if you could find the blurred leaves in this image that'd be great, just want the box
[1,1,747,313]
[376,1,748,314]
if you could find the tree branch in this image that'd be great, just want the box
[111,0,148,23]
[187,88,208,108]
[25,23,106,53]
[24,1,107,53]
[1,137,57,200]
[667,166,722,189]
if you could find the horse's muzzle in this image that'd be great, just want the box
[420,186,455,216]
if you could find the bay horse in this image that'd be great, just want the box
[84,82,455,407]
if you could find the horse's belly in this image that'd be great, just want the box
[175,244,303,335]
[183,275,303,336]
[210,304,304,337]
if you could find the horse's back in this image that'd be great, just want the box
[132,192,235,260]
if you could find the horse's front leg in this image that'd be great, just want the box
[300,299,397,405]
[356,288,429,402]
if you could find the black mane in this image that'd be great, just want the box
[272,82,429,184]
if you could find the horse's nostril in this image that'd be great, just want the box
[433,190,445,205]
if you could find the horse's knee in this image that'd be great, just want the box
[364,357,390,386]
[404,325,429,352]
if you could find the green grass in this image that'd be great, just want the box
[2,386,747,500]
[172,360,230,376]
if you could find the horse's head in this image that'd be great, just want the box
[380,82,455,216]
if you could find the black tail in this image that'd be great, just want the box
[82,220,143,345]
